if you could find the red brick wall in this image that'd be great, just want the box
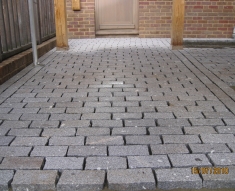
[66,0,235,38]
[66,0,95,39]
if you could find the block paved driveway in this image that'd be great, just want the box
[0,38,235,190]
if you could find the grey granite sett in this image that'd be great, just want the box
[0,128,9,136]
[57,170,105,191]
[200,134,235,143]
[208,153,235,165]
[30,146,68,157]
[49,114,81,121]
[112,127,146,135]
[163,135,201,144]
[92,120,122,127]
[30,121,60,128]
[151,144,189,155]
[0,146,31,157]
[60,120,91,128]
[8,128,42,137]
[42,128,76,137]
[126,135,162,145]
[125,119,156,127]
[168,154,212,167]
[0,136,14,146]
[107,168,156,191]
[11,137,48,146]
[86,136,124,145]
[184,126,217,134]
[12,170,58,191]
[0,157,43,170]
[128,155,171,169]
[85,157,127,170]
[44,157,84,170]
[228,143,235,152]
[215,126,235,133]
[189,143,231,154]
[76,128,110,136]
[49,136,84,146]
[202,167,235,189]
[68,146,107,157]
[156,168,202,190]
[0,170,14,191]
[157,119,191,127]
[149,127,183,135]
[109,145,149,156]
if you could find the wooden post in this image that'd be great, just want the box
[171,0,185,46]
[54,0,69,50]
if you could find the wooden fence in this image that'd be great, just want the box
[0,0,55,62]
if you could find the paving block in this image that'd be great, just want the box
[25,102,54,108]
[109,145,149,156]
[86,136,124,145]
[42,128,76,137]
[224,119,235,126]
[49,137,84,146]
[184,126,217,134]
[112,127,146,135]
[141,101,167,107]
[202,166,235,189]
[144,112,175,119]
[20,114,49,121]
[113,113,142,120]
[151,144,189,155]
[11,137,48,146]
[203,111,235,119]
[12,170,57,191]
[174,111,204,118]
[66,107,94,114]
[10,108,39,114]
[168,154,212,167]
[39,108,66,114]
[44,157,84,170]
[30,146,68,157]
[0,114,22,121]
[155,168,202,189]
[76,128,110,136]
[200,134,235,143]
[0,136,14,146]
[163,135,201,144]
[8,129,42,137]
[85,157,127,170]
[189,143,231,154]
[0,170,14,191]
[57,170,105,191]
[55,102,83,108]
[49,114,81,121]
[227,143,235,152]
[215,126,235,134]
[125,135,161,145]
[189,119,224,126]
[84,102,111,107]
[149,127,183,135]
[96,107,125,113]
[0,128,10,136]
[81,113,111,120]
[68,146,107,157]
[92,120,123,127]
[107,168,156,191]
[125,119,156,127]
[0,157,43,170]
[128,155,171,169]
[158,119,191,127]
[208,153,235,165]
[113,101,139,107]
[0,146,31,157]
[60,120,91,128]
[30,121,60,128]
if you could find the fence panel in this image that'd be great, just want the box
[0,0,55,62]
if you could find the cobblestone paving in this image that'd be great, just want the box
[0,38,235,190]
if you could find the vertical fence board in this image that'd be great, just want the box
[0,0,56,61]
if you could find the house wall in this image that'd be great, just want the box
[66,0,235,39]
